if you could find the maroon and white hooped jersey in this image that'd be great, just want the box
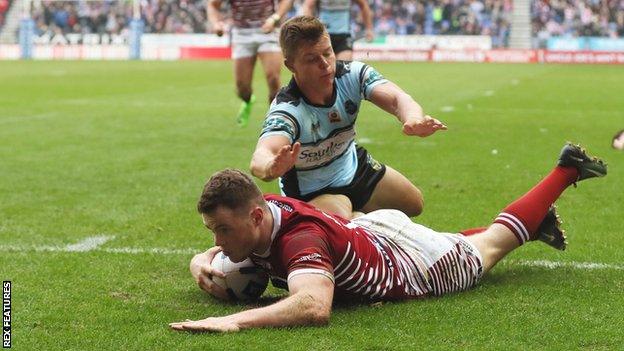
[250,195,483,301]
[228,0,276,29]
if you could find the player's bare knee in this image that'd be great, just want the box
[310,195,352,219]
[412,198,425,216]
[326,205,352,219]
[404,191,424,217]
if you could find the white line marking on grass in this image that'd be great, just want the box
[1,243,622,271]
[484,90,495,96]
[511,259,624,271]
[0,243,199,255]
[440,106,455,112]
[357,137,373,144]
[101,247,198,255]
[65,235,115,252]
[0,113,57,125]
[476,106,621,116]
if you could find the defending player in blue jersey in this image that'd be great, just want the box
[302,0,374,61]
[250,16,447,219]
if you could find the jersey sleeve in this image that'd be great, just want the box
[278,224,335,284]
[259,108,300,143]
[353,61,388,100]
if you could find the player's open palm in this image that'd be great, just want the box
[403,115,447,137]
[267,142,300,179]
[169,316,240,333]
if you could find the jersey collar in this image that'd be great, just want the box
[256,201,282,258]
[289,75,337,108]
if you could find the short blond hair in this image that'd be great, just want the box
[279,16,328,60]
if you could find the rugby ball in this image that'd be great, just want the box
[210,252,269,301]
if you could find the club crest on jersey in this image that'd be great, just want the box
[328,110,341,123]
[344,100,357,115]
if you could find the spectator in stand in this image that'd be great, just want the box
[32,0,210,36]
[302,0,374,61]
[28,0,513,46]
[0,0,10,28]
[532,0,624,46]
[374,3,397,35]
[207,0,294,127]
[29,0,623,50]
[349,0,511,47]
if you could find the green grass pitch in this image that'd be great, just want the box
[1,60,623,350]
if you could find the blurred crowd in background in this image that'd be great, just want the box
[354,0,512,48]
[1,0,622,47]
[0,0,11,27]
[28,0,207,36]
[532,0,624,40]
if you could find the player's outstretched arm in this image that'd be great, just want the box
[250,135,301,181]
[353,0,374,41]
[369,81,447,137]
[261,0,294,33]
[169,273,334,333]
[301,0,318,16]
[206,0,225,36]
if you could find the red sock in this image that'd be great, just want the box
[460,227,487,236]
[494,166,578,245]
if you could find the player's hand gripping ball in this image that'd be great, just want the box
[210,252,269,301]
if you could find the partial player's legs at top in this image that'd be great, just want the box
[308,193,353,219]
[233,56,257,127]
[361,166,424,217]
[233,52,281,127]
[464,143,607,273]
[258,51,282,103]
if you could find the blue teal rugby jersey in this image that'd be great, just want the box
[260,60,388,196]
[319,0,351,34]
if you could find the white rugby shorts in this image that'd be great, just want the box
[353,209,484,296]
[231,27,281,59]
